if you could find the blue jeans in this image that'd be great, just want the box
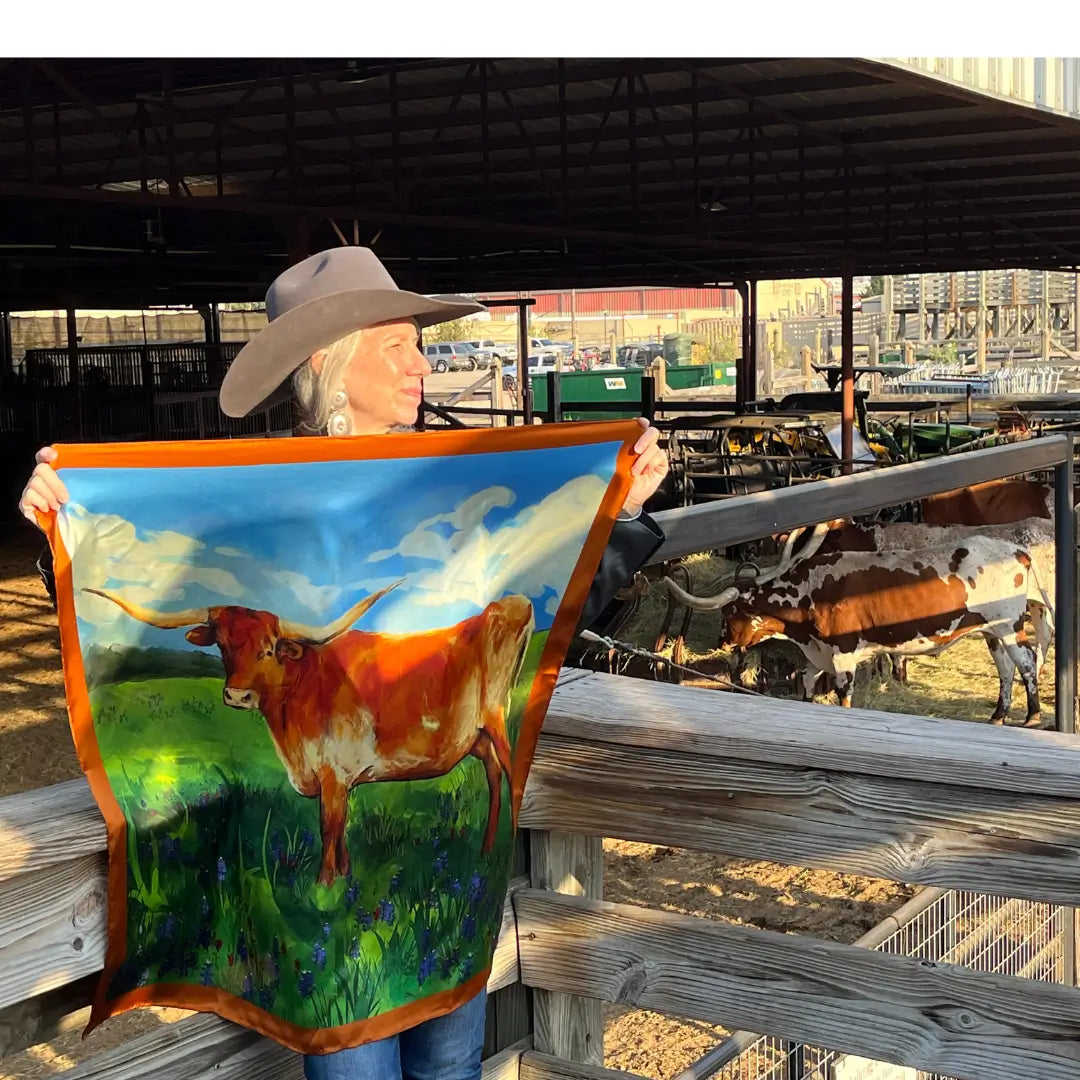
[303,990,486,1080]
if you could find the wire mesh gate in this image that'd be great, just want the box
[711,890,1067,1080]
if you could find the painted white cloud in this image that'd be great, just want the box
[59,503,246,629]
[367,476,608,609]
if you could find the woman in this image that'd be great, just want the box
[20,247,668,1080]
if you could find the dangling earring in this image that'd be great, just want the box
[327,388,351,436]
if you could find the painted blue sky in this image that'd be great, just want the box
[59,441,623,652]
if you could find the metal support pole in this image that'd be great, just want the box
[65,306,83,440]
[748,281,758,405]
[1056,440,1075,736]
[546,370,562,423]
[841,257,855,474]
[976,270,988,374]
[641,374,656,423]
[735,280,752,413]
[0,312,12,371]
[1056,437,1076,990]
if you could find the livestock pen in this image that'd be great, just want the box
[0,436,1078,1080]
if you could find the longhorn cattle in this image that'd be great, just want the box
[805,516,1055,668]
[666,536,1043,726]
[87,584,535,884]
[920,478,1053,526]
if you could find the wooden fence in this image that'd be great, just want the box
[0,437,1077,1079]
[5,669,1080,1078]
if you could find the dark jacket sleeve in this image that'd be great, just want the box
[37,544,57,608]
[37,512,666,629]
[578,511,664,631]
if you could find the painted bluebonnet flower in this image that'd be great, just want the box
[344,882,361,906]
[241,975,254,1001]
[216,857,227,883]
[468,872,486,902]
[265,953,280,980]
[322,922,331,940]
[298,970,315,998]
[301,828,315,848]
[348,938,360,960]
[451,878,462,896]
[389,873,401,893]
[418,950,437,983]
[200,896,211,918]
[434,850,448,874]
[200,961,214,986]
[356,909,373,929]
[377,899,396,925]
[312,943,327,970]
[236,933,249,962]
[461,955,474,978]
[463,915,477,941]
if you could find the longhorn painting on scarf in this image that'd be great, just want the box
[43,422,636,1054]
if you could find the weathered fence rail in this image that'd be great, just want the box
[5,671,1080,1078]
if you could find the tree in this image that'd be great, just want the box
[422,318,477,344]
[860,275,885,299]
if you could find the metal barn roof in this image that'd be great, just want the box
[2,57,1080,307]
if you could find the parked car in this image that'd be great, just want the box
[422,342,475,372]
[450,342,494,370]
[467,339,510,365]
[617,342,664,368]
[533,336,574,358]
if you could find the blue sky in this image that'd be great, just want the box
[59,441,623,651]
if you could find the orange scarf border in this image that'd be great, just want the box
[42,420,638,1054]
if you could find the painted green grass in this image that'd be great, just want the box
[90,631,548,1028]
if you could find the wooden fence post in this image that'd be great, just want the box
[868,333,880,396]
[529,831,604,1065]
[484,832,532,1057]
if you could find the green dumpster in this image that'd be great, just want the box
[529,363,727,421]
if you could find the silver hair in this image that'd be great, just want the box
[292,329,364,435]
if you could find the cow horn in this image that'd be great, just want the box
[83,588,209,628]
[751,520,831,587]
[664,578,741,611]
[278,580,404,644]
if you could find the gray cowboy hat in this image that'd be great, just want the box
[219,247,485,418]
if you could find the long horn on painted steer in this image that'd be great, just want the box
[278,580,404,644]
[83,588,209,628]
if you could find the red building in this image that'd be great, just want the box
[478,286,737,317]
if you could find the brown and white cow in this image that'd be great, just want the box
[666,536,1044,726]
[87,584,534,884]
[920,478,1053,527]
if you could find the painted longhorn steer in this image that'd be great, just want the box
[88,584,535,884]
[666,537,1044,725]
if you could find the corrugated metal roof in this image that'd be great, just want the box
[2,58,1080,306]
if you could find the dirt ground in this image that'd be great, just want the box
[0,528,1056,1078]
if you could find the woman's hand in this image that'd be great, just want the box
[622,418,669,517]
[18,447,69,526]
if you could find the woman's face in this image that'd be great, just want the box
[318,319,431,434]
